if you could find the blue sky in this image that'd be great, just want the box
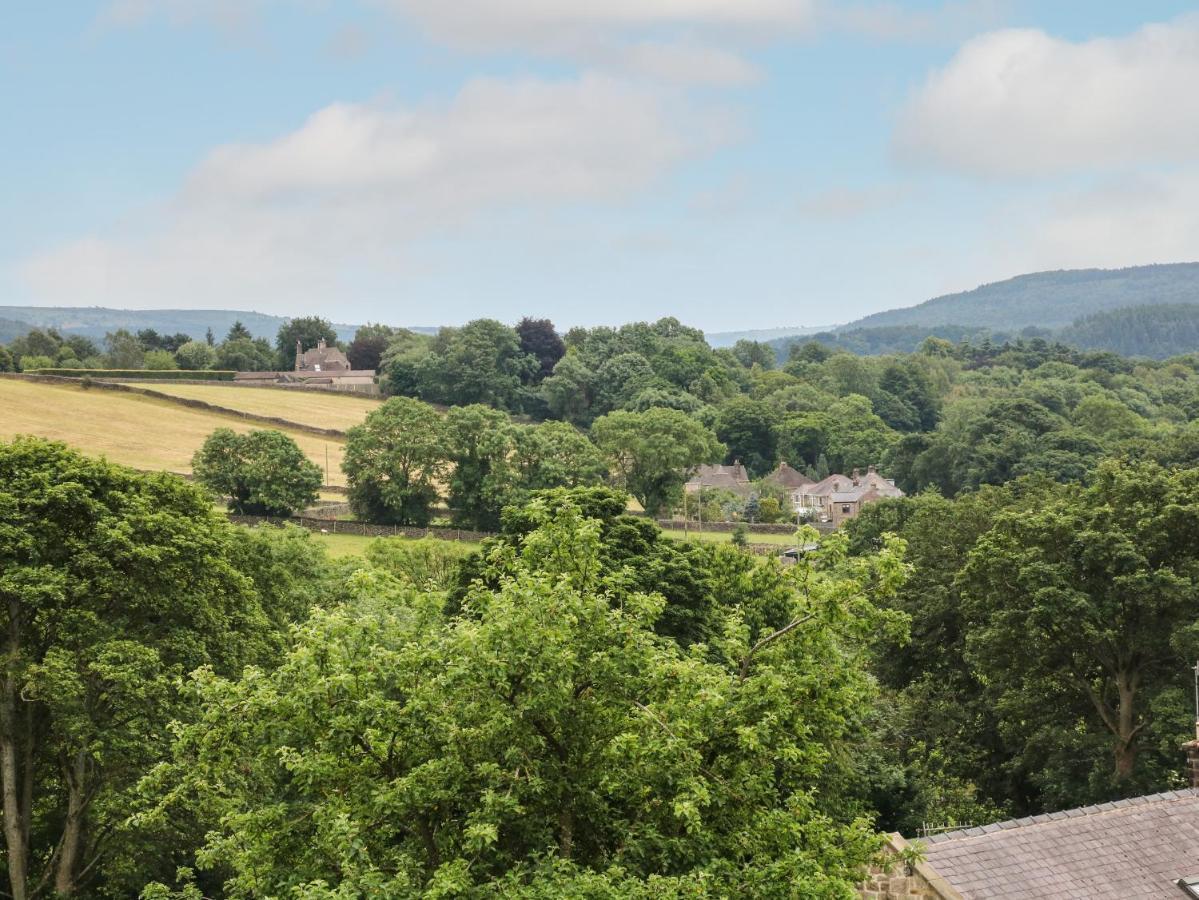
[4,1,1198,331]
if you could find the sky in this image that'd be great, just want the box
[4,1,1199,332]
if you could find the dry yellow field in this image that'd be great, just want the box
[136,382,382,431]
[0,379,348,485]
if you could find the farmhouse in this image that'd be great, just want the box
[233,338,378,394]
[794,466,903,526]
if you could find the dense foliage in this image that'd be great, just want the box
[193,428,324,516]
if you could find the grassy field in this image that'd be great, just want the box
[670,529,798,547]
[139,382,381,431]
[309,531,483,558]
[0,379,348,485]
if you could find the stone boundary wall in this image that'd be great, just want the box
[0,372,347,439]
[228,513,492,543]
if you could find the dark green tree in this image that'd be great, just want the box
[591,408,724,516]
[342,397,446,525]
[192,428,323,516]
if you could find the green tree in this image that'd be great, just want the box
[958,461,1199,801]
[715,398,778,477]
[342,397,447,525]
[416,319,536,410]
[225,321,253,342]
[0,346,13,373]
[276,317,339,370]
[380,329,433,397]
[143,349,179,370]
[347,323,395,371]
[591,408,723,516]
[140,504,907,898]
[175,340,217,370]
[104,329,144,368]
[444,404,516,531]
[540,353,596,426]
[516,317,566,380]
[512,421,608,491]
[0,437,277,898]
[215,337,275,372]
[192,428,323,516]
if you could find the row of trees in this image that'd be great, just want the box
[342,398,724,527]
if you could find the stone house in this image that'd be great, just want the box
[295,338,350,373]
[794,466,903,526]
[761,462,814,491]
[233,339,378,394]
[684,462,752,497]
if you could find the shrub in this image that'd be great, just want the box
[193,428,323,517]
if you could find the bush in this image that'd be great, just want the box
[175,341,217,371]
[144,350,179,371]
[731,524,749,547]
[19,355,55,372]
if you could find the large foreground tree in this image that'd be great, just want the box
[959,461,1199,800]
[141,503,908,897]
[0,437,276,898]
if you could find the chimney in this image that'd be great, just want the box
[317,338,327,351]
[851,467,860,486]
[868,465,877,475]
[1186,722,1199,788]
[295,339,302,371]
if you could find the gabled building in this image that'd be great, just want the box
[295,338,350,373]
[794,466,903,526]
[761,462,814,491]
[684,462,752,497]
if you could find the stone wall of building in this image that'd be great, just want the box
[858,836,962,900]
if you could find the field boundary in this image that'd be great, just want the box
[0,373,348,439]
[229,513,492,543]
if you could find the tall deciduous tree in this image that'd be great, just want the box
[0,437,274,898]
[140,504,907,898]
[512,421,608,491]
[346,323,395,371]
[192,428,323,516]
[516,317,566,381]
[591,408,723,516]
[959,461,1199,799]
[443,404,516,532]
[342,397,447,525]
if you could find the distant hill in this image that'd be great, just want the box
[706,325,834,348]
[1057,304,1199,359]
[0,307,362,344]
[846,263,1199,332]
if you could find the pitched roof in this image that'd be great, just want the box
[803,473,853,496]
[762,462,813,489]
[918,789,1199,899]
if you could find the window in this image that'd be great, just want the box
[841,505,851,514]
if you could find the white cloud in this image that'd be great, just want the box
[895,17,1199,177]
[798,184,909,219]
[20,75,727,311]
[380,0,817,49]
[1022,170,1199,270]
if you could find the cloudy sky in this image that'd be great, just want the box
[4,2,1198,331]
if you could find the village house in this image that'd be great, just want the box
[794,466,903,527]
[860,735,1199,899]
[233,338,378,394]
[684,462,753,497]
[761,461,814,491]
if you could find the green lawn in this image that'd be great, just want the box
[309,531,483,558]
[666,528,799,547]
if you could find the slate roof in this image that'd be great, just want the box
[919,789,1199,899]
[762,462,813,489]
